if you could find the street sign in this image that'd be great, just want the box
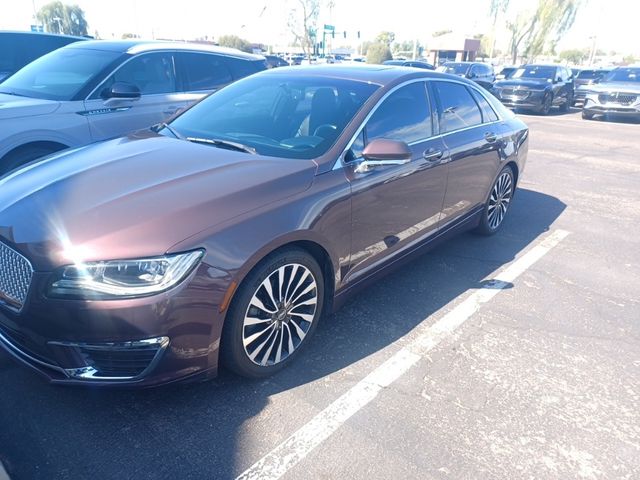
[323,24,334,31]
[30,25,44,32]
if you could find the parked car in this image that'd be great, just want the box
[383,59,435,70]
[0,65,528,387]
[495,66,517,81]
[0,40,267,174]
[264,55,290,68]
[573,69,612,106]
[0,31,87,82]
[492,64,574,114]
[436,62,495,89]
[581,66,640,120]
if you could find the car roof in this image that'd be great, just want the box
[64,40,264,60]
[0,30,88,41]
[257,64,467,86]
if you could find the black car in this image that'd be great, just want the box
[0,31,87,81]
[383,60,435,70]
[492,64,574,114]
[264,55,290,68]
[437,62,495,89]
[573,69,612,106]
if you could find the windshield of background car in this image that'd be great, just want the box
[603,68,640,83]
[439,63,469,75]
[577,70,603,79]
[513,66,556,80]
[169,74,380,159]
[0,47,121,101]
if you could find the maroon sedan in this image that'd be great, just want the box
[0,65,528,386]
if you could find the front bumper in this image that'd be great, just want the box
[0,262,228,387]
[494,89,546,109]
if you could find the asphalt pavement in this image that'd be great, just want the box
[0,109,638,480]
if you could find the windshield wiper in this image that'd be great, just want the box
[186,137,257,155]
[154,122,185,140]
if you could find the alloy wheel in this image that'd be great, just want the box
[242,263,318,366]
[487,171,513,230]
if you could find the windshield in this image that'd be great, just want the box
[577,70,606,80]
[603,68,640,83]
[513,66,556,80]
[439,63,469,75]
[168,74,380,160]
[0,47,121,101]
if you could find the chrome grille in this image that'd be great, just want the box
[598,93,637,105]
[0,242,33,310]
[501,88,529,99]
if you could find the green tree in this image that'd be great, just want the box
[218,35,253,53]
[121,33,140,39]
[623,54,637,65]
[505,0,582,64]
[558,48,588,64]
[288,0,320,57]
[375,31,395,47]
[36,1,88,36]
[366,43,392,64]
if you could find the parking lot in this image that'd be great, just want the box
[0,108,638,479]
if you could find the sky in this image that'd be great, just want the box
[2,0,639,56]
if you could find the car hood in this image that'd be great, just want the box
[0,93,60,119]
[0,133,317,270]
[582,82,640,94]
[494,79,552,89]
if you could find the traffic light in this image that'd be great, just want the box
[343,31,347,39]
[357,31,360,39]
[331,31,335,39]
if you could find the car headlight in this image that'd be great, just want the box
[47,250,204,299]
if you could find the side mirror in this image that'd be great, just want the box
[468,72,477,79]
[554,77,562,84]
[104,82,141,100]
[356,139,412,172]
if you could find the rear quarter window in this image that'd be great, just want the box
[226,57,267,79]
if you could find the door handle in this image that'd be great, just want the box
[423,148,443,162]
[484,132,498,143]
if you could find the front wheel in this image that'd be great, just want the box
[221,248,324,378]
[559,93,572,112]
[582,110,594,120]
[475,166,515,236]
[539,94,553,115]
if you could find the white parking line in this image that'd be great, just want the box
[236,229,570,480]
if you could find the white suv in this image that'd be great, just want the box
[0,40,266,174]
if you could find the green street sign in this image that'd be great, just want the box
[323,24,335,31]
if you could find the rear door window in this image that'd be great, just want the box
[433,81,483,133]
[469,88,499,123]
[226,57,266,79]
[176,52,233,91]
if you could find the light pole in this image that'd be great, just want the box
[53,16,62,34]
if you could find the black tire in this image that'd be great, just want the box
[582,110,594,120]
[221,248,325,378]
[0,144,64,176]
[559,93,572,113]
[475,165,515,236]
[539,93,553,115]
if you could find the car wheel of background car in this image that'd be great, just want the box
[540,93,553,115]
[559,93,572,113]
[0,143,65,176]
[475,165,515,236]
[221,247,325,378]
[582,110,594,120]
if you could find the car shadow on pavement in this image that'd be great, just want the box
[0,188,566,480]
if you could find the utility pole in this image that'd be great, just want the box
[588,35,597,66]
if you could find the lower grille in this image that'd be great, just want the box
[51,337,170,380]
[598,93,637,105]
[0,242,33,310]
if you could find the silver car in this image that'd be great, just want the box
[0,40,266,174]
[581,66,640,120]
